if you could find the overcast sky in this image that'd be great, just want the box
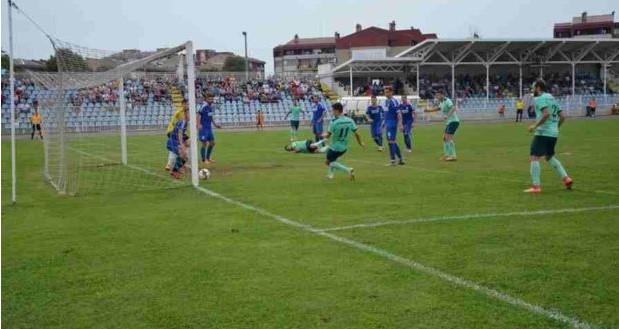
[2,0,617,73]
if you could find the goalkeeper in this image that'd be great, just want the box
[284,139,328,154]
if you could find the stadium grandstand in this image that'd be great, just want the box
[1,73,332,134]
[320,38,619,117]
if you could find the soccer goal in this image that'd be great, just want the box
[27,38,200,195]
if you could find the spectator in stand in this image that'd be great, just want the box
[586,98,597,117]
[611,103,619,115]
[515,98,525,122]
[256,109,265,131]
[498,104,506,118]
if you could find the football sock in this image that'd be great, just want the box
[548,157,568,178]
[330,161,351,173]
[443,142,449,156]
[311,140,326,148]
[167,152,176,167]
[327,164,334,177]
[389,143,395,160]
[206,145,214,160]
[200,146,206,162]
[394,144,402,160]
[448,140,456,157]
[173,157,186,172]
[530,161,541,186]
[404,133,412,150]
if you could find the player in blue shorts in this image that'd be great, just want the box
[198,94,222,165]
[166,108,189,179]
[400,95,416,153]
[383,86,404,165]
[365,95,384,151]
[311,95,326,142]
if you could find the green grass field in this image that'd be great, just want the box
[3,118,619,329]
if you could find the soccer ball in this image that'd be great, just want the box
[198,168,211,180]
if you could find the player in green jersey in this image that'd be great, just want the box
[285,98,304,141]
[425,89,460,161]
[323,102,365,180]
[284,139,327,153]
[525,80,573,193]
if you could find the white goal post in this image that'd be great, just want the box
[27,39,200,195]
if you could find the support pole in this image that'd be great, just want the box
[118,77,127,165]
[451,63,456,99]
[185,41,200,187]
[8,0,16,203]
[242,32,249,81]
[416,64,420,95]
[349,66,353,97]
[485,64,490,103]
[571,63,576,96]
[519,64,523,98]
[603,63,607,98]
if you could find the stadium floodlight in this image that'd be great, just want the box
[25,37,200,195]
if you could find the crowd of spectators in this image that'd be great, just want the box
[417,72,609,99]
[2,75,328,117]
[194,76,324,103]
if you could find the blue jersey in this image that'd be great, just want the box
[199,103,214,130]
[366,105,383,124]
[168,119,187,147]
[312,103,326,123]
[400,103,414,123]
[383,97,400,127]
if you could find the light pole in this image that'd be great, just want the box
[242,31,249,80]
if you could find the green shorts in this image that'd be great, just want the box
[445,122,460,135]
[530,135,557,157]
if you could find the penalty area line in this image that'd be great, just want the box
[70,146,599,329]
[316,205,619,232]
[194,186,597,329]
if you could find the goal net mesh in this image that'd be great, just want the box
[28,37,196,195]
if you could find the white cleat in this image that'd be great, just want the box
[348,168,355,181]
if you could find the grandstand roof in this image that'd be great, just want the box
[273,36,336,51]
[329,38,619,75]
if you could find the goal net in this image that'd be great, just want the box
[27,37,199,195]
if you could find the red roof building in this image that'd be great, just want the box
[554,12,618,39]
[273,35,337,75]
[272,21,437,75]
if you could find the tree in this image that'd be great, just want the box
[45,48,90,72]
[222,56,246,72]
[1,53,10,71]
[45,55,57,71]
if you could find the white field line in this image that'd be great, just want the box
[73,147,598,329]
[348,158,524,183]
[317,205,619,232]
